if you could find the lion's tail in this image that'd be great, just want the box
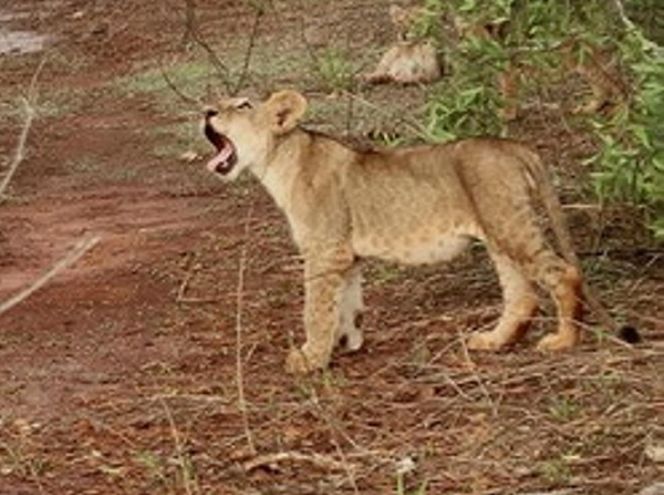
[518,146,641,344]
[517,148,580,267]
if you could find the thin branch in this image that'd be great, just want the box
[156,393,196,495]
[611,0,658,51]
[612,0,635,31]
[176,0,264,97]
[0,235,101,316]
[230,3,266,95]
[233,194,257,456]
[296,0,322,74]
[181,0,232,94]
[309,401,361,494]
[159,63,203,108]
[0,57,47,200]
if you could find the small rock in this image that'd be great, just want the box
[90,22,109,37]
[13,418,31,435]
[72,10,85,19]
[395,455,416,475]
[180,150,200,163]
[645,443,664,463]
[638,482,664,495]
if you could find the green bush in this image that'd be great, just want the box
[422,0,663,239]
[589,17,664,238]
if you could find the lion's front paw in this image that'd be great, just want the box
[536,332,578,352]
[285,348,312,375]
[285,347,327,375]
[467,332,505,351]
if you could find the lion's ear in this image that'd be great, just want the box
[263,90,307,135]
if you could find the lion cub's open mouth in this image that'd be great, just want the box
[204,123,237,175]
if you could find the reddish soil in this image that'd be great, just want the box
[0,1,662,494]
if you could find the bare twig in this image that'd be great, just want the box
[233,195,257,456]
[244,450,351,472]
[175,251,221,304]
[296,0,322,73]
[181,0,233,93]
[612,0,636,30]
[322,421,360,493]
[611,0,658,51]
[174,0,264,98]
[456,328,497,415]
[230,3,265,95]
[159,64,203,107]
[0,235,101,317]
[155,394,196,495]
[0,57,47,200]
[179,0,196,48]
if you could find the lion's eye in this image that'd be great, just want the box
[236,100,253,110]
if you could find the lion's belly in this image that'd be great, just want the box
[352,229,473,265]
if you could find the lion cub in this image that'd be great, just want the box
[203,90,584,374]
[363,5,442,85]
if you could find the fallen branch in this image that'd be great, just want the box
[0,57,47,200]
[0,235,101,316]
[244,450,352,472]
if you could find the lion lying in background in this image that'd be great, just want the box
[365,2,625,116]
[203,90,591,374]
[362,5,442,85]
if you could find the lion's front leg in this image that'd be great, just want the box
[285,251,353,375]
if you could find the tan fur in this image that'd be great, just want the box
[389,4,425,41]
[204,90,584,374]
[559,39,626,115]
[363,41,442,85]
[362,4,442,85]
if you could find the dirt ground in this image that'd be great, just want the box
[0,1,662,494]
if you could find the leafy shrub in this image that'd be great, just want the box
[315,48,355,93]
[421,0,663,238]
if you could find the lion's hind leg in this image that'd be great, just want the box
[468,253,539,350]
[337,264,365,352]
[502,241,583,351]
[530,254,583,351]
[464,180,582,352]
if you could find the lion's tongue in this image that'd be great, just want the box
[206,143,233,173]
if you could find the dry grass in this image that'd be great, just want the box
[0,1,661,494]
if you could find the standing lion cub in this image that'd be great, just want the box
[203,90,585,374]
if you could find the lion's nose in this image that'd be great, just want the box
[204,108,218,119]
